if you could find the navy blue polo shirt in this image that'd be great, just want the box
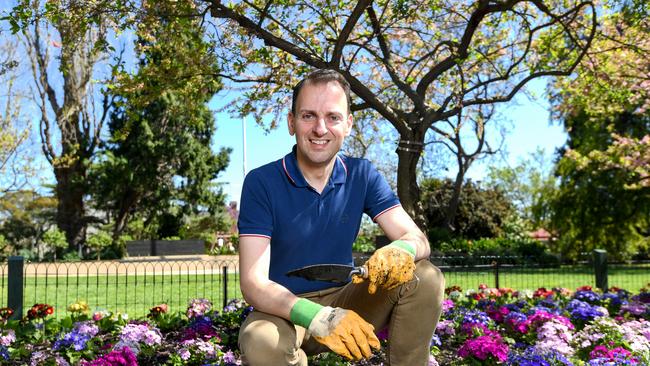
[238,146,400,294]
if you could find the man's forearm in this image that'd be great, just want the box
[398,230,430,261]
[241,277,300,320]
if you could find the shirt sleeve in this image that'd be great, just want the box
[237,170,273,238]
[363,162,401,221]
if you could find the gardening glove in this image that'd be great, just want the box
[352,240,416,294]
[290,298,380,360]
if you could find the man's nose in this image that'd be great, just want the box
[313,118,328,136]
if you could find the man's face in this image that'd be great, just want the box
[288,81,352,171]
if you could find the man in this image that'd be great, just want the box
[237,69,445,365]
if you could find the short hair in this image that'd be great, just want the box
[291,69,351,114]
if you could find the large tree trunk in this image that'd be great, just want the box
[53,160,86,252]
[395,129,427,229]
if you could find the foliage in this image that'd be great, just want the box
[549,11,650,260]
[205,0,597,227]
[0,40,33,194]
[0,190,57,256]
[42,227,68,251]
[180,212,233,251]
[421,178,514,243]
[352,217,382,253]
[485,149,558,230]
[85,230,113,260]
[88,0,231,254]
[4,0,128,249]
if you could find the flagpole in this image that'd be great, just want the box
[242,117,247,177]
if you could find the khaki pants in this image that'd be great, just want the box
[238,260,445,366]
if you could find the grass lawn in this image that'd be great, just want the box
[442,263,650,293]
[1,273,242,318]
[0,263,647,319]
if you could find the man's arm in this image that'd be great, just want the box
[374,206,430,261]
[238,235,299,320]
[239,235,381,360]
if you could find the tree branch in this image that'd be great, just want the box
[416,0,520,96]
[208,0,404,129]
[331,0,372,67]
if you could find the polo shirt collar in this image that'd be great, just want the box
[282,145,348,188]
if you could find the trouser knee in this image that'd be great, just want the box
[239,313,307,366]
[413,260,446,306]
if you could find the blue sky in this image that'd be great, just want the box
[212,79,568,203]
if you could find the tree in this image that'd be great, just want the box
[485,149,558,229]
[0,39,33,193]
[204,0,596,227]
[5,0,124,249]
[420,178,513,242]
[549,8,649,259]
[0,190,57,256]
[89,0,231,250]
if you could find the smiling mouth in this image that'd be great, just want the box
[310,139,329,145]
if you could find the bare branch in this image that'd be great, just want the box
[209,0,403,129]
[331,0,372,67]
[416,0,519,96]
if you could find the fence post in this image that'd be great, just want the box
[493,260,500,289]
[7,256,24,319]
[222,266,228,310]
[593,249,608,291]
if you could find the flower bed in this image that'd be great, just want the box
[0,284,648,365]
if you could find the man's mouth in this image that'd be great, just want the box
[310,139,328,145]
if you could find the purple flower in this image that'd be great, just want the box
[566,299,605,321]
[458,333,509,362]
[187,298,212,318]
[119,323,162,346]
[80,346,138,366]
[506,346,574,366]
[376,326,389,341]
[430,334,441,347]
[458,309,491,327]
[442,299,454,314]
[435,319,455,336]
[574,290,601,304]
[182,316,219,341]
[221,350,241,365]
[620,302,647,317]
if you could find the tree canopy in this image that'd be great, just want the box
[90,0,231,250]
[204,0,597,228]
[549,8,649,259]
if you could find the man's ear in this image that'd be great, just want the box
[287,112,295,136]
[345,113,353,136]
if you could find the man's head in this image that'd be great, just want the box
[291,69,351,115]
[288,69,353,172]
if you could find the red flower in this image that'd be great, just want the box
[26,304,54,320]
[533,288,554,298]
[577,285,593,292]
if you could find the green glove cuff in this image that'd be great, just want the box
[290,298,324,329]
[388,240,416,257]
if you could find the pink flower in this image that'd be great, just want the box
[458,333,509,362]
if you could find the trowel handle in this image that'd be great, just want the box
[350,265,368,279]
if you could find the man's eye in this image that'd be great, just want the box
[330,115,341,122]
[302,114,314,119]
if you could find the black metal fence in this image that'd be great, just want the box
[1,252,648,319]
[0,256,241,319]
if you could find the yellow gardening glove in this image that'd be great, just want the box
[290,299,380,360]
[352,240,416,294]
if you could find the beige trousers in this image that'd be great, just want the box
[238,260,445,366]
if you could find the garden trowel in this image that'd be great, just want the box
[286,264,368,283]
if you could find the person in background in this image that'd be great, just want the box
[236,69,445,366]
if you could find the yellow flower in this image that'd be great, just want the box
[67,300,89,314]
